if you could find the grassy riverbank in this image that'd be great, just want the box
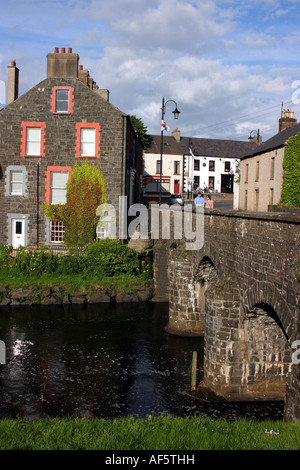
[0,271,151,293]
[0,241,153,295]
[0,415,299,450]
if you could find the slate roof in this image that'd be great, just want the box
[144,135,183,155]
[145,125,300,160]
[240,122,300,159]
[145,134,257,158]
[180,136,257,158]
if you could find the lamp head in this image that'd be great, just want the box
[172,107,180,119]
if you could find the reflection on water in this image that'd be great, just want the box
[0,302,283,420]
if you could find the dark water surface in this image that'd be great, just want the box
[0,302,283,420]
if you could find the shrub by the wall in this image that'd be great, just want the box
[280,133,300,206]
[0,240,151,281]
[44,161,107,247]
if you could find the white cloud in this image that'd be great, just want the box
[1,0,300,141]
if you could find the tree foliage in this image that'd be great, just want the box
[129,115,149,147]
[44,161,106,246]
[280,132,300,206]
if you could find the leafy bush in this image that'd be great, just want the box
[56,252,86,275]
[44,162,107,247]
[8,247,60,276]
[280,132,300,206]
[0,245,13,273]
[0,241,152,281]
[85,239,141,277]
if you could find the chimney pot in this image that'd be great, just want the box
[54,47,59,53]
[11,60,16,67]
[79,65,83,70]
[279,109,297,132]
[61,48,65,53]
[68,48,72,53]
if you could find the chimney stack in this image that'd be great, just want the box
[7,60,19,104]
[172,128,181,142]
[47,47,79,78]
[279,108,297,132]
[46,48,110,101]
[78,64,89,86]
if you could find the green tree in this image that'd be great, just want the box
[44,161,106,246]
[129,115,149,147]
[280,132,300,206]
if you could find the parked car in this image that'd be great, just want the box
[169,194,184,206]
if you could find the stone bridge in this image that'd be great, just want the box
[152,205,300,421]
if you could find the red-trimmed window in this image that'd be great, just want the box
[50,86,74,114]
[75,123,100,158]
[45,166,72,205]
[20,122,46,157]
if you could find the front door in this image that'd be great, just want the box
[221,174,234,193]
[12,218,25,248]
[174,179,180,193]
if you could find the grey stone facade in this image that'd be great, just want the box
[0,49,143,247]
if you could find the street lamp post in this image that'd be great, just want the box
[248,129,261,145]
[159,97,180,204]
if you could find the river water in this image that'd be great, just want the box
[0,302,283,420]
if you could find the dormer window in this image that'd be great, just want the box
[50,86,74,114]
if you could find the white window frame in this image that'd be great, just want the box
[49,220,65,244]
[80,128,96,156]
[96,224,108,240]
[55,89,69,113]
[50,171,69,205]
[26,127,42,156]
[5,166,27,197]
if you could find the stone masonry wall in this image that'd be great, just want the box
[152,239,169,302]
[0,77,130,246]
[155,208,300,418]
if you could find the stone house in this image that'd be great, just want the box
[0,48,143,247]
[239,110,299,211]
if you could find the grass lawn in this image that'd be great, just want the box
[0,415,299,450]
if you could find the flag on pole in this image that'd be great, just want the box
[189,147,195,159]
[161,120,170,132]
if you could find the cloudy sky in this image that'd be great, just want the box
[0,0,300,142]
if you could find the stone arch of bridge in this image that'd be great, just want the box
[242,280,295,343]
[240,299,293,399]
[193,255,218,287]
[193,256,218,330]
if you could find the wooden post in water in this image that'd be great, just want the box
[191,351,197,391]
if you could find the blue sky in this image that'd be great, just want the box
[1,0,300,141]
